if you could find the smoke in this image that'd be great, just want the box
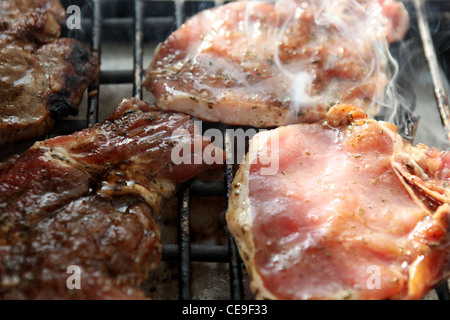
[153,0,448,148]
[241,0,409,127]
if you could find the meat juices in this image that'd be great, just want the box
[0,98,222,299]
[145,0,409,127]
[227,105,450,300]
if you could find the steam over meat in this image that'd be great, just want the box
[145,0,409,127]
[227,105,450,300]
[0,98,222,299]
[0,0,99,148]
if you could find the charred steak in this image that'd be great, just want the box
[0,0,99,148]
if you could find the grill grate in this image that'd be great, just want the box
[57,0,450,300]
[79,0,245,300]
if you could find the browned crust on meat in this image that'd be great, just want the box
[35,38,100,117]
[0,1,99,148]
[0,98,222,299]
[0,44,54,147]
[0,40,99,148]
[0,0,66,48]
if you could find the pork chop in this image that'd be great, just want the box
[226,104,450,300]
[144,0,409,127]
[0,0,99,149]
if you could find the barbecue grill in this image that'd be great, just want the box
[1,0,449,300]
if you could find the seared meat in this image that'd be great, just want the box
[0,39,98,148]
[0,0,99,148]
[35,38,99,115]
[0,0,66,50]
[0,44,53,148]
[144,0,409,127]
[0,98,222,299]
[226,105,450,300]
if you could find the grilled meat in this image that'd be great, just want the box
[0,98,222,299]
[226,104,450,300]
[144,0,409,127]
[35,38,99,116]
[0,43,53,149]
[0,0,66,50]
[0,0,99,149]
[0,39,98,148]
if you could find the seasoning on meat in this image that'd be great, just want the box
[227,104,450,300]
[144,0,409,127]
[0,0,66,49]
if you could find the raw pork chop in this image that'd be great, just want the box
[227,104,450,300]
[145,0,409,127]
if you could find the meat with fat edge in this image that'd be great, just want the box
[0,0,66,49]
[226,104,450,300]
[145,0,409,127]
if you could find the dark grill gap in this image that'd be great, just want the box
[58,0,449,300]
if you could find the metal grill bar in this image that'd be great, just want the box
[80,17,174,30]
[100,70,134,84]
[436,282,450,300]
[224,132,244,300]
[162,244,229,262]
[134,0,145,99]
[174,0,184,28]
[415,0,450,146]
[414,0,450,299]
[86,0,102,127]
[177,186,192,300]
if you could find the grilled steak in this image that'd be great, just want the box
[0,0,66,50]
[0,44,53,149]
[144,0,409,127]
[0,0,99,149]
[0,39,98,148]
[0,98,222,299]
[35,38,99,116]
[226,104,450,300]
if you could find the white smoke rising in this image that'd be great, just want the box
[242,0,407,123]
